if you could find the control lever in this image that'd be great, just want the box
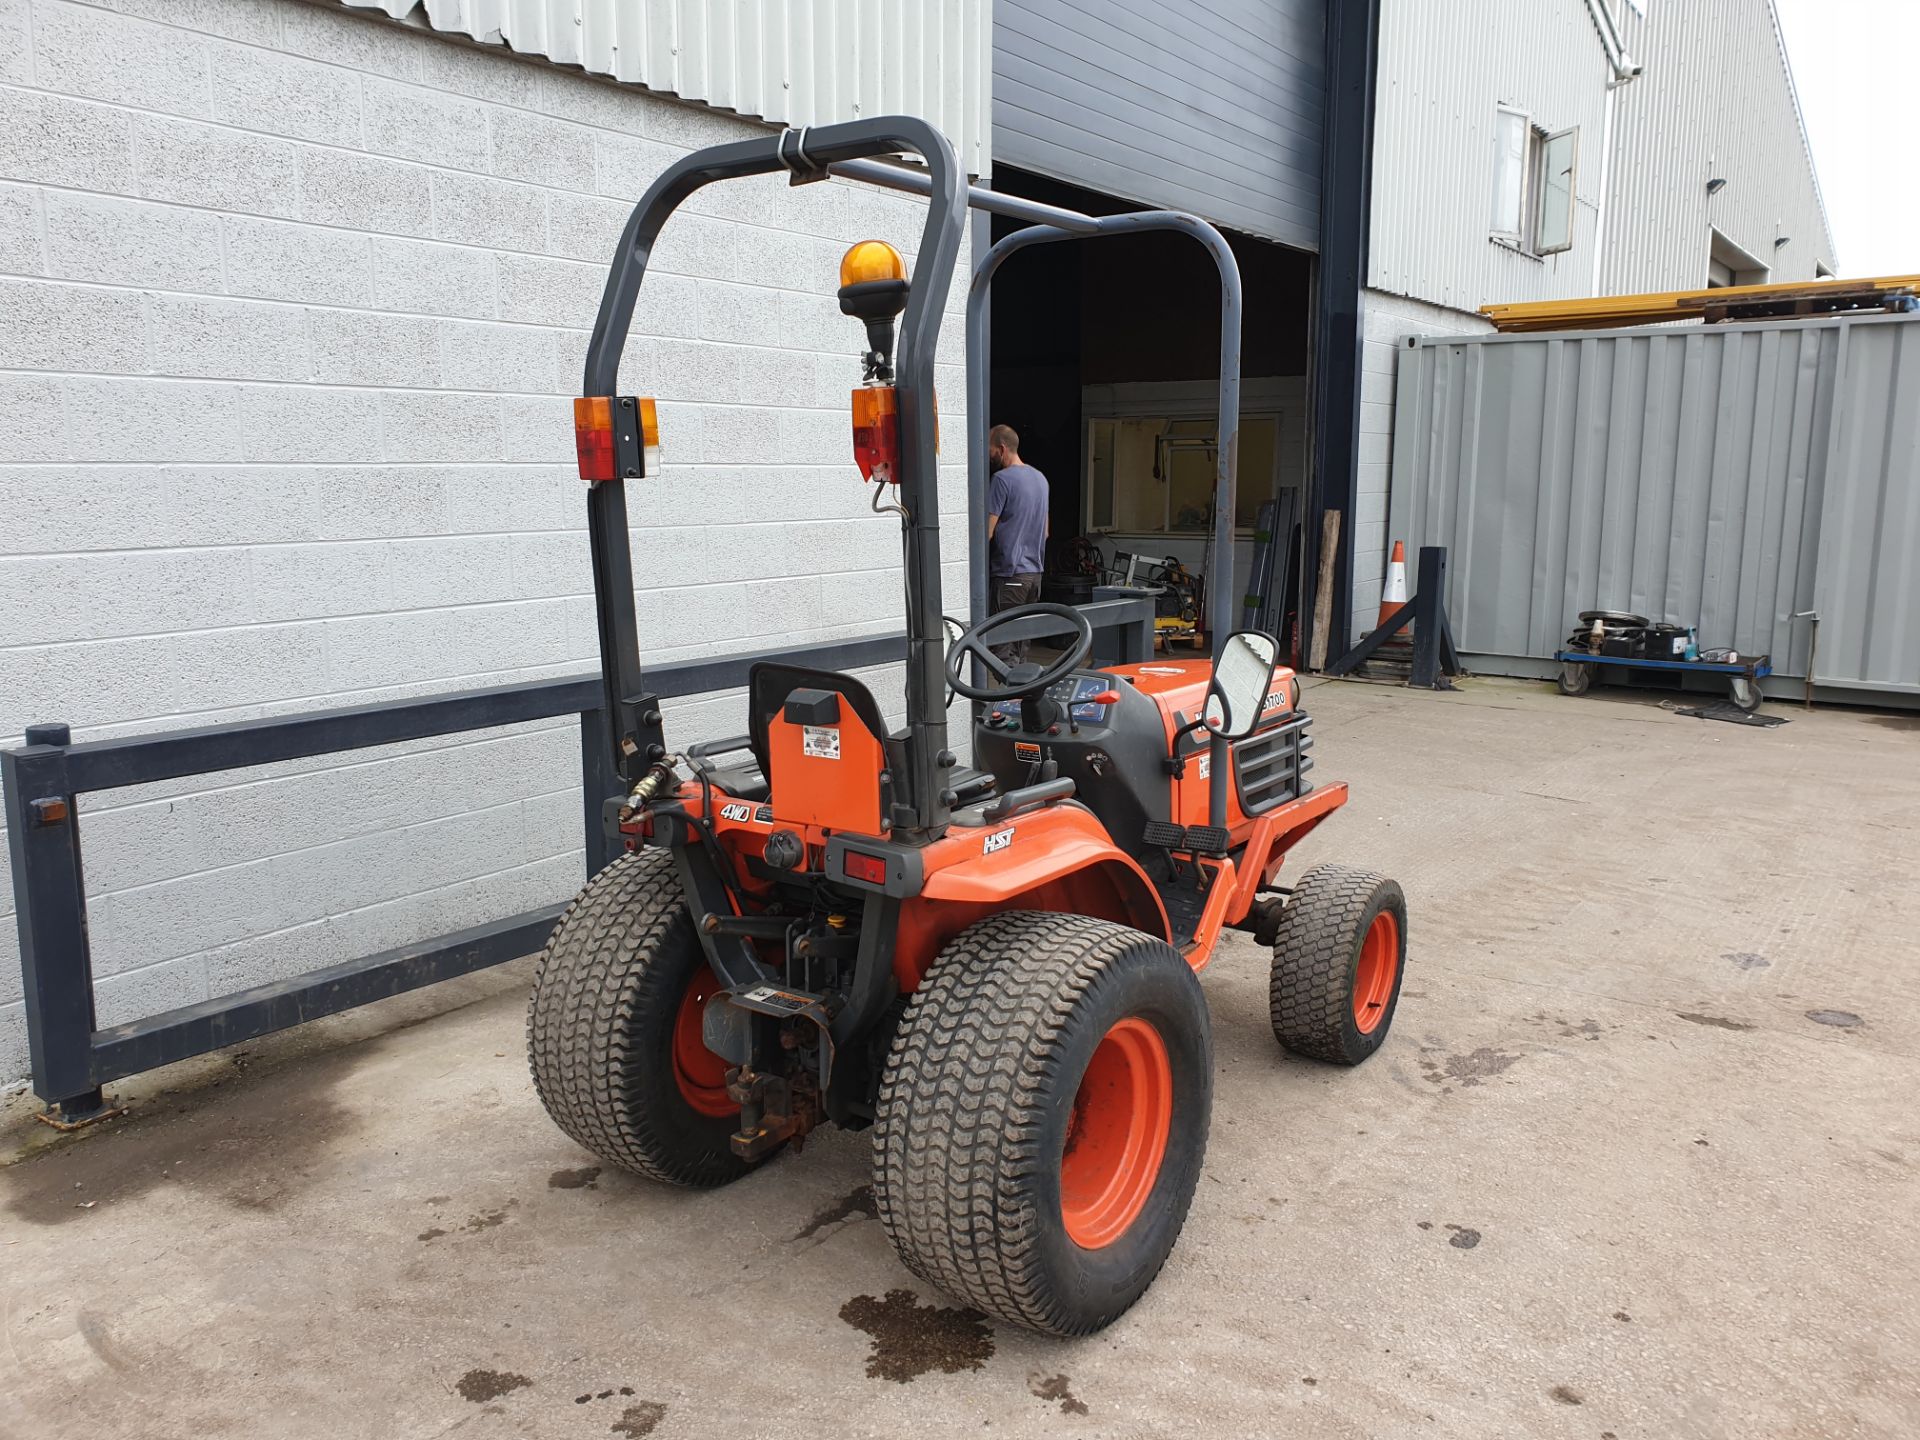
[1020,692,1060,734]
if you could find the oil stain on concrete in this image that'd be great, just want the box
[1805,1009,1863,1028]
[576,1387,636,1404]
[611,1401,668,1437]
[548,1165,602,1190]
[1028,1372,1089,1416]
[1724,952,1771,970]
[2,1052,360,1226]
[1677,1012,1756,1032]
[456,1369,532,1402]
[793,1183,876,1242]
[1549,1385,1584,1405]
[1444,1224,1482,1249]
[463,1203,514,1232]
[1418,1046,1521,1090]
[840,1289,994,1382]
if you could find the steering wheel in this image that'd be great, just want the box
[944,602,1095,702]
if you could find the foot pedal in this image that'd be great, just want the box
[1185,825,1231,856]
[1143,821,1187,850]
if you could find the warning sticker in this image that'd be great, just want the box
[742,985,813,1015]
[802,726,840,760]
[1014,741,1042,763]
[1197,754,1211,779]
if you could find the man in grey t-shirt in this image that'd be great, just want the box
[985,423,1049,663]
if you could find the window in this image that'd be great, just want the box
[1085,415,1280,537]
[1536,129,1577,254]
[1491,109,1578,256]
[1490,108,1529,241]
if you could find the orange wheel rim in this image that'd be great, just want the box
[671,965,737,1118]
[1059,1017,1174,1249]
[1352,910,1400,1035]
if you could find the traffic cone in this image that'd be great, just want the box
[1377,540,1409,628]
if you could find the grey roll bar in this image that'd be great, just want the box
[580,121,1243,837]
[835,159,1247,829]
[580,119,965,840]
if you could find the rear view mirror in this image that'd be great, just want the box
[1203,630,1279,740]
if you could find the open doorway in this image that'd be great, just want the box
[985,168,1314,656]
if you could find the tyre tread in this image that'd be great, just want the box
[871,911,1208,1335]
[525,848,745,1188]
[1268,862,1403,1065]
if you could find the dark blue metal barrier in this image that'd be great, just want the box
[5,599,1152,1124]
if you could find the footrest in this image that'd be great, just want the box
[1143,821,1187,850]
[1184,825,1231,857]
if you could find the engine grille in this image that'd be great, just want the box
[1232,713,1314,814]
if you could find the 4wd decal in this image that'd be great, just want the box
[718,802,755,822]
[983,827,1015,855]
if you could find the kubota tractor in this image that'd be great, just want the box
[526,118,1408,1336]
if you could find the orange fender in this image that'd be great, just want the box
[890,803,1170,992]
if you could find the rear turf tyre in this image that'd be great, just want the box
[872,912,1212,1336]
[1269,864,1408,1066]
[526,847,755,1188]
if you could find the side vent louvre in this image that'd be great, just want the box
[1232,714,1314,815]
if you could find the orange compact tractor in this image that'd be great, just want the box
[526,118,1408,1336]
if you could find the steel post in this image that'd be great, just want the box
[1410,545,1451,689]
[578,705,624,877]
[2,724,105,1119]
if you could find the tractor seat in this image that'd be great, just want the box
[703,761,770,803]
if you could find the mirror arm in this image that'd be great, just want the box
[1164,715,1212,777]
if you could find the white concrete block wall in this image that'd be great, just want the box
[1348,289,1488,644]
[0,0,974,1086]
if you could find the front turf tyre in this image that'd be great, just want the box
[526,847,755,1188]
[1269,864,1408,1066]
[872,912,1212,1337]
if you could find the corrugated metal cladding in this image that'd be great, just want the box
[338,0,992,175]
[1387,313,1920,697]
[1604,0,1834,292]
[1368,0,1832,311]
[1811,320,1920,694]
[991,0,1325,250]
[1369,0,1608,310]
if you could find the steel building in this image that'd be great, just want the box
[1354,0,1834,646]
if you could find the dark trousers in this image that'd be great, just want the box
[991,573,1044,664]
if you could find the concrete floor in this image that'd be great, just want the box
[4,676,1918,1440]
